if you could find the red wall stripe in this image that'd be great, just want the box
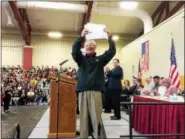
[23,47,32,70]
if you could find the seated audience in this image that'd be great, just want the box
[41,92,48,105]
[12,89,19,106]
[19,90,27,105]
[130,76,144,95]
[27,88,35,105]
[122,80,131,95]
[160,77,164,85]
[151,76,161,96]
[1,65,77,108]
[162,78,178,97]
[141,76,154,96]
[151,77,178,97]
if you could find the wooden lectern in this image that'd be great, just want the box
[48,74,77,138]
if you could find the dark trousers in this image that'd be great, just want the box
[42,96,47,103]
[110,89,121,118]
[3,95,11,111]
[120,95,130,112]
[104,89,112,112]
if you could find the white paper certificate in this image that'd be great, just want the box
[85,23,108,40]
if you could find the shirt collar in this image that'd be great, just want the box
[85,53,96,57]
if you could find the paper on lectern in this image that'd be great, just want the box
[85,23,108,40]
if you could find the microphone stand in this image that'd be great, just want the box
[55,70,60,139]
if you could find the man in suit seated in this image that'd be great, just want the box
[151,76,161,96]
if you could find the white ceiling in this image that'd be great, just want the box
[27,9,83,32]
[2,1,161,38]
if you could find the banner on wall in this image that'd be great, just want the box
[23,46,32,70]
[141,41,149,72]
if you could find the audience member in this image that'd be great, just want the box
[121,80,131,114]
[152,76,161,96]
[129,76,144,95]
[141,76,154,96]
[162,78,178,97]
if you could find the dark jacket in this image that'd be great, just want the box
[107,66,123,90]
[129,83,144,95]
[122,87,130,95]
[72,36,116,93]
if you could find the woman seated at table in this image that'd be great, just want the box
[130,77,144,95]
[122,80,131,94]
[121,80,131,113]
[153,78,178,97]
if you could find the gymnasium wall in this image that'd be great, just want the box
[32,36,127,69]
[120,9,184,90]
[2,34,24,66]
[2,34,128,69]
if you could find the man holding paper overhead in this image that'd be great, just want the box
[72,25,116,138]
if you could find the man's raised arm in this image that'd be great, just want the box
[101,33,116,65]
[71,36,84,65]
[72,28,88,66]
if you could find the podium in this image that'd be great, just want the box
[48,74,77,138]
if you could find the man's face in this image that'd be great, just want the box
[159,79,163,85]
[113,60,119,67]
[162,79,171,88]
[163,81,169,88]
[153,78,159,85]
[84,41,96,54]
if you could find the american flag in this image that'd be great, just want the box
[169,38,180,89]
[141,41,149,72]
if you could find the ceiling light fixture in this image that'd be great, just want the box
[112,35,119,41]
[48,32,62,39]
[120,2,138,10]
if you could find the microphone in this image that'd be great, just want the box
[59,60,69,66]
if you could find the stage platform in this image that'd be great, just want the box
[28,108,145,138]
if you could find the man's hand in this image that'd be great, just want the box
[81,28,89,37]
[104,66,110,72]
[104,28,112,37]
[144,91,150,96]
[153,89,159,95]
